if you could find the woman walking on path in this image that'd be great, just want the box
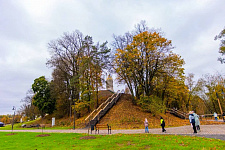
[193,112,200,131]
[160,117,166,133]
[144,118,149,133]
[189,111,197,133]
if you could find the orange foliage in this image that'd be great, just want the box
[1,116,10,124]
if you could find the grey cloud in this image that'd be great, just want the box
[1,0,225,115]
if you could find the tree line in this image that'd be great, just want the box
[18,21,225,121]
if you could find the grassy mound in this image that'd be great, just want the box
[98,94,225,129]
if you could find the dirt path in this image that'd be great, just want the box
[1,125,225,140]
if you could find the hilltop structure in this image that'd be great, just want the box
[106,74,114,92]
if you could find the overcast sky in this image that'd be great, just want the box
[1,0,225,115]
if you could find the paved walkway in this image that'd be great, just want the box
[1,125,225,140]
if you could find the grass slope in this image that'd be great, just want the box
[99,94,224,129]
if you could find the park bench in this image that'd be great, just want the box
[95,124,111,134]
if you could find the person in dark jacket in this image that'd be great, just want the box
[189,111,197,133]
[160,117,166,132]
[222,112,225,122]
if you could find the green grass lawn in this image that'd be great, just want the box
[0,132,224,150]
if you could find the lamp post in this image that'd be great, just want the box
[12,106,16,133]
[73,101,75,130]
[216,93,223,115]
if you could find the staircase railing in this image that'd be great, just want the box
[85,90,120,125]
[88,90,123,127]
[169,108,188,119]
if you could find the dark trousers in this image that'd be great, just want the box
[192,123,197,133]
[196,125,200,131]
[161,125,166,132]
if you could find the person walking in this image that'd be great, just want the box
[144,118,149,133]
[160,117,166,133]
[222,112,225,122]
[189,111,197,133]
[214,112,218,121]
[193,112,200,131]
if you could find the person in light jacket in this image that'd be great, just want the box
[144,118,149,133]
[214,112,218,121]
[193,112,200,131]
[189,111,197,133]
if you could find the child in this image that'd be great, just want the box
[160,117,166,133]
[144,118,149,133]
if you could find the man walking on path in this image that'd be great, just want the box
[189,111,197,133]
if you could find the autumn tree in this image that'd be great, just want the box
[49,67,73,118]
[92,42,111,108]
[112,21,186,114]
[195,74,225,114]
[0,115,10,124]
[185,73,195,110]
[79,36,110,110]
[154,53,185,107]
[215,27,225,63]
[47,31,86,118]
[79,36,95,113]
[113,30,184,101]
[47,30,111,118]
[155,75,188,111]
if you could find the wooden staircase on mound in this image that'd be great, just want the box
[85,90,123,127]
[169,108,188,119]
